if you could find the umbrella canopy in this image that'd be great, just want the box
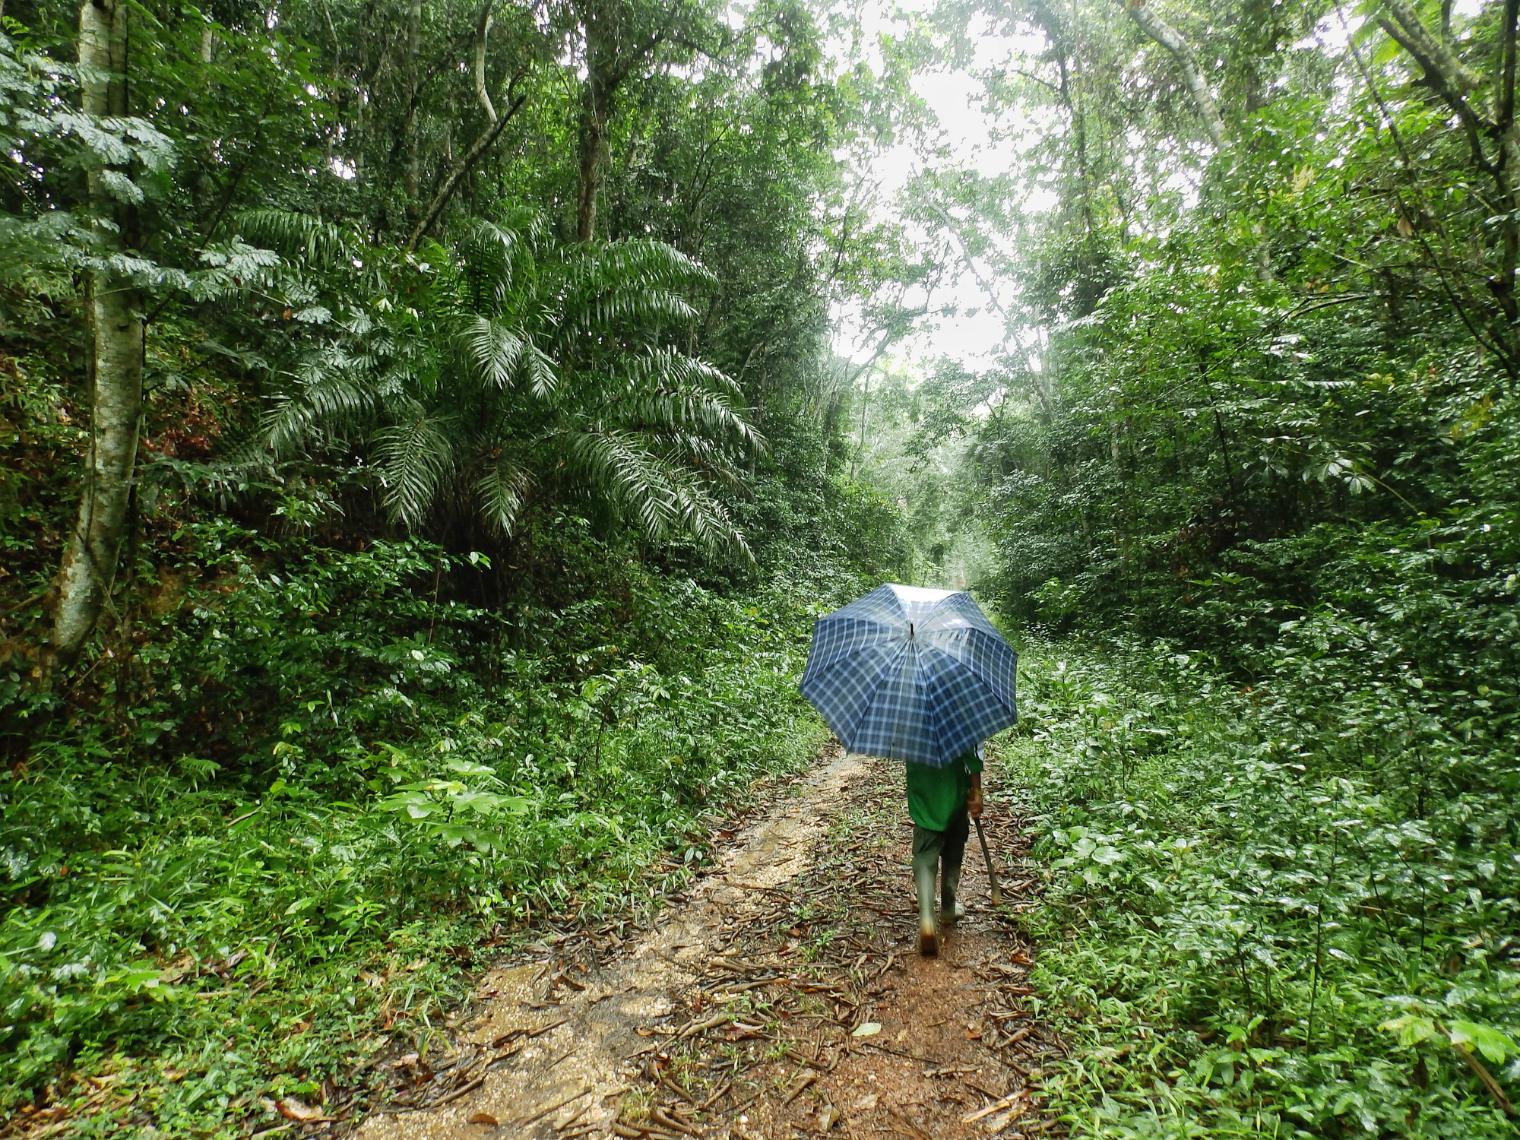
[799,584,1018,767]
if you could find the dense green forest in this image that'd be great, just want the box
[2,0,1518,1135]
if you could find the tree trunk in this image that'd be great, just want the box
[405,0,422,201]
[576,63,614,241]
[573,0,669,242]
[404,2,526,252]
[1123,0,1226,151]
[52,0,144,667]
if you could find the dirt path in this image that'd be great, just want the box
[349,750,1058,1139]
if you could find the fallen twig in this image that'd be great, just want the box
[514,1085,591,1130]
[963,1090,1028,1124]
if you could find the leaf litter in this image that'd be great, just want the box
[346,746,1061,1138]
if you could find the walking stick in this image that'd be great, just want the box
[973,817,1002,906]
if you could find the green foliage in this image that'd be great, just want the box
[0,534,837,1130]
[0,0,936,1131]
[262,215,758,558]
[1001,641,1520,1138]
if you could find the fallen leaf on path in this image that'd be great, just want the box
[158,953,196,984]
[851,1022,881,1037]
[275,1097,325,1121]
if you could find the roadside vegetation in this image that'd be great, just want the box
[1001,638,1518,1137]
[941,1,1520,1134]
[3,533,848,1130]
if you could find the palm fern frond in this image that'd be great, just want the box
[564,429,678,539]
[261,214,748,556]
[518,342,558,399]
[556,238,717,338]
[454,219,527,313]
[563,238,717,295]
[460,315,524,389]
[645,430,749,486]
[373,402,457,527]
[475,455,534,535]
[584,289,700,331]
[660,463,752,561]
[606,349,758,443]
[235,209,357,267]
[264,348,376,455]
[562,429,751,558]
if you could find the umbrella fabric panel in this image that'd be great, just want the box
[919,625,1018,706]
[799,639,907,746]
[799,615,903,679]
[918,644,1018,761]
[918,592,1005,639]
[799,584,1019,767]
[829,584,926,627]
[842,645,941,765]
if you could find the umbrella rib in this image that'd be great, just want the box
[807,644,899,744]
[917,652,953,767]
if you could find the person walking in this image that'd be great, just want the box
[907,743,984,956]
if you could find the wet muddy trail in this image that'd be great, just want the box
[347,749,1060,1139]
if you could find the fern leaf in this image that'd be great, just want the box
[461,315,523,388]
[235,209,356,267]
[373,403,457,528]
[476,456,533,535]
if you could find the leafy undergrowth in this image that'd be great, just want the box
[1002,638,1520,1138]
[0,531,840,1136]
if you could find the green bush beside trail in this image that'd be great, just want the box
[1,531,848,1134]
[1002,638,1519,1138]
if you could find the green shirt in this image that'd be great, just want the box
[905,746,984,832]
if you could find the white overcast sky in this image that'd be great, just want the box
[826,4,1033,374]
[824,0,1490,376]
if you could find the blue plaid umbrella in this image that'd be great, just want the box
[799,584,1018,767]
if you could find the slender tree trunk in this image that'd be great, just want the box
[1493,0,1520,353]
[572,0,668,242]
[52,0,144,667]
[1124,0,1226,150]
[405,0,422,201]
[404,2,526,252]
[576,66,613,241]
[1375,0,1520,374]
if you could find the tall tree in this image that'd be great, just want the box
[50,0,145,667]
[572,0,687,241]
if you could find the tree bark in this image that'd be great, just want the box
[1383,0,1481,92]
[1123,0,1226,151]
[575,1,620,242]
[52,0,144,667]
[576,67,613,242]
[572,0,670,242]
[404,2,525,252]
[405,0,422,200]
[1374,0,1520,370]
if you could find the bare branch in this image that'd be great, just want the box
[406,80,527,252]
[473,0,496,123]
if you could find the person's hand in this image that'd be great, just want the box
[967,788,983,819]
